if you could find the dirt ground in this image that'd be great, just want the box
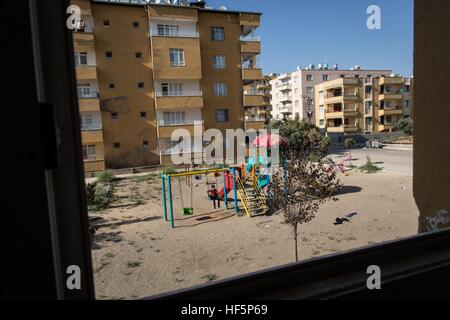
[90,170,419,299]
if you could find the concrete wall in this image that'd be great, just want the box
[414,0,450,232]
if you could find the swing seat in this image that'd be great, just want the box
[183,207,194,215]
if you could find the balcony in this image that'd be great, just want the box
[241,40,261,54]
[73,28,95,47]
[76,65,97,80]
[157,121,204,139]
[279,104,293,114]
[155,92,203,110]
[81,130,103,144]
[78,92,100,112]
[379,93,403,101]
[240,13,261,28]
[379,106,403,116]
[278,83,292,91]
[324,93,359,104]
[242,68,262,81]
[151,37,202,80]
[245,119,266,131]
[327,125,358,133]
[323,77,359,90]
[150,29,199,38]
[379,124,394,132]
[278,73,291,81]
[380,77,404,86]
[279,95,292,103]
[243,92,266,107]
[326,108,358,119]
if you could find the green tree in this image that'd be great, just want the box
[268,148,342,262]
[394,117,413,135]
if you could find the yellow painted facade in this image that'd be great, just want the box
[315,76,413,135]
[72,0,262,171]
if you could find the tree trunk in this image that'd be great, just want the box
[293,224,298,262]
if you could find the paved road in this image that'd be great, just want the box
[327,146,413,176]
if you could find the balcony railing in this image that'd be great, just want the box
[157,120,204,126]
[78,91,99,99]
[150,30,199,38]
[240,35,261,42]
[156,91,203,98]
[81,122,102,131]
[244,89,264,95]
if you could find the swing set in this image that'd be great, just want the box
[161,167,240,228]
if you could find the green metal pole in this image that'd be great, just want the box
[168,175,175,228]
[162,174,167,221]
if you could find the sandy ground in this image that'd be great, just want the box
[89,167,419,299]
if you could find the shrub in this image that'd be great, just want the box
[161,166,177,175]
[358,156,382,173]
[96,171,116,183]
[394,117,413,135]
[87,183,114,211]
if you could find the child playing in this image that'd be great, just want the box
[207,185,221,209]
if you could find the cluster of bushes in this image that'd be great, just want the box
[85,171,116,212]
[394,117,413,135]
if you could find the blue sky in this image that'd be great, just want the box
[207,0,413,76]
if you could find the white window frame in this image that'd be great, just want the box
[306,75,313,81]
[77,83,92,98]
[216,109,229,122]
[74,52,88,66]
[82,145,97,161]
[214,82,228,96]
[162,111,186,125]
[169,49,185,67]
[161,83,183,96]
[211,27,225,41]
[213,55,226,69]
[157,24,179,37]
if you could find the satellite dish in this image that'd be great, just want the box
[219,5,227,10]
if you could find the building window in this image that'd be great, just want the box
[135,52,142,59]
[74,52,87,65]
[157,24,179,37]
[140,111,147,118]
[213,55,226,69]
[161,83,182,96]
[109,83,115,89]
[77,83,92,98]
[306,75,313,81]
[82,145,96,161]
[294,76,298,83]
[319,119,325,126]
[142,140,149,147]
[111,112,118,119]
[80,112,101,131]
[306,87,313,94]
[132,21,139,28]
[103,19,110,27]
[214,82,228,96]
[216,109,229,122]
[162,111,185,125]
[211,27,225,41]
[323,74,329,81]
[113,142,120,149]
[295,100,299,107]
[105,51,112,58]
[138,82,145,89]
[169,48,184,67]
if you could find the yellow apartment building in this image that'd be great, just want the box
[314,75,413,136]
[71,0,262,172]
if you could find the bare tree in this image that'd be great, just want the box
[268,143,341,262]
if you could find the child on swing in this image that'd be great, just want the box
[207,185,221,209]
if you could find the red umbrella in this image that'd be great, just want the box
[252,132,288,148]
